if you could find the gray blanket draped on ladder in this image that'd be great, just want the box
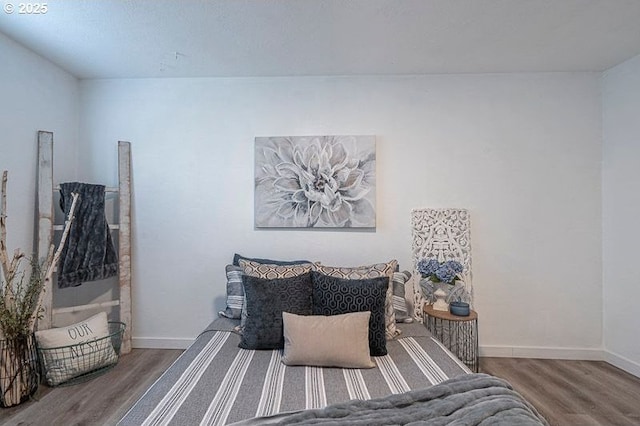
[58,182,118,288]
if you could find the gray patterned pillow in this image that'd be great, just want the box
[233,253,310,266]
[239,272,313,350]
[218,265,244,319]
[312,260,399,339]
[392,270,413,323]
[238,260,314,330]
[239,259,313,279]
[311,271,389,356]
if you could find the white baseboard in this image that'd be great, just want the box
[480,345,604,361]
[604,350,640,378]
[132,337,194,350]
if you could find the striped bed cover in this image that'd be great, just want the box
[118,319,470,426]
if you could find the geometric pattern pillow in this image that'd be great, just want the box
[239,272,313,350]
[311,271,389,356]
[392,270,413,323]
[312,260,399,339]
[232,253,310,267]
[238,260,314,330]
[239,259,313,279]
[218,265,244,319]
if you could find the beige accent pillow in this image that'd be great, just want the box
[35,311,118,386]
[282,311,375,369]
[313,260,399,339]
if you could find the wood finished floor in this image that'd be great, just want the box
[2,351,640,425]
[0,348,183,426]
[481,358,640,426]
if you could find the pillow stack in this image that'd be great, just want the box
[218,253,310,320]
[312,260,399,339]
[310,271,388,356]
[219,254,409,367]
[238,260,314,350]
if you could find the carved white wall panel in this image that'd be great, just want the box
[411,208,472,322]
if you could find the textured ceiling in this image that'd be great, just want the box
[1,0,640,79]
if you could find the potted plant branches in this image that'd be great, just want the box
[0,171,77,407]
[417,258,465,312]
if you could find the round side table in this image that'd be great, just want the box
[423,304,478,372]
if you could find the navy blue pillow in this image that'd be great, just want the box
[311,271,388,356]
[232,253,310,267]
[239,272,313,350]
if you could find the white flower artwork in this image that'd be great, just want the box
[254,135,376,228]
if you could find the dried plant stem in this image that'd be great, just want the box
[0,171,8,275]
[0,171,21,312]
[0,171,76,406]
[0,172,27,338]
[27,192,79,332]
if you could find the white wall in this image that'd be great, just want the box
[0,32,79,273]
[602,54,640,376]
[79,73,603,353]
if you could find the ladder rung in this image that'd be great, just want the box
[52,300,120,315]
[54,186,119,193]
[53,224,120,231]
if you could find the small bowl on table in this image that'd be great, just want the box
[449,301,470,316]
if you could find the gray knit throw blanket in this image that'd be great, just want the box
[58,182,118,288]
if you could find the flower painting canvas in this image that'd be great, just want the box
[255,135,376,228]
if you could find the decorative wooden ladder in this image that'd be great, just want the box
[36,131,132,354]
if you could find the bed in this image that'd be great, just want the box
[118,258,548,425]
